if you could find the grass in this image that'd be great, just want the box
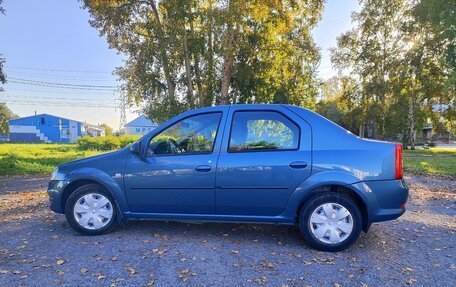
[403,148,456,178]
[0,143,455,178]
[0,143,101,176]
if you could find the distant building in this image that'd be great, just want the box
[8,114,104,143]
[125,115,158,135]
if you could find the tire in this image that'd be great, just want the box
[298,192,362,252]
[65,184,118,235]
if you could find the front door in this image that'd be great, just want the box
[124,111,225,214]
[216,106,312,216]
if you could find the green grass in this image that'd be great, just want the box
[403,148,456,178]
[0,143,101,176]
[0,143,455,178]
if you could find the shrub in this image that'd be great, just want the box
[78,135,141,151]
[119,135,141,148]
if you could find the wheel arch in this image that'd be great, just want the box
[282,171,372,232]
[60,167,129,217]
[296,184,370,232]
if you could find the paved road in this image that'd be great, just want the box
[0,174,455,287]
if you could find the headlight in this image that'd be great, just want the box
[50,168,65,181]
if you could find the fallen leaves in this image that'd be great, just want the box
[56,259,65,265]
[178,268,197,282]
[80,268,88,275]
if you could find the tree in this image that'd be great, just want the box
[0,103,17,134]
[330,0,453,148]
[82,0,324,122]
[331,0,408,139]
[99,123,113,136]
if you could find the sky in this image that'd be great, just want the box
[0,0,359,130]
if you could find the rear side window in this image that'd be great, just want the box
[228,111,299,152]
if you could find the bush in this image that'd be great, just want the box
[119,135,141,148]
[78,135,141,151]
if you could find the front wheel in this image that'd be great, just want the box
[299,193,362,252]
[65,184,118,235]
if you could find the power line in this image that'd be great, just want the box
[7,71,118,82]
[8,80,117,91]
[9,77,117,89]
[1,94,116,103]
[5,87,116,95]
[5,66,112,74]
[2,100,119,108]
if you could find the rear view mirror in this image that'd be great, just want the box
[129,141,142,156]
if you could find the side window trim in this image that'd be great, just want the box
[227,110,301,153]
[146,111,223,157]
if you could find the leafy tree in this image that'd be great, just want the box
[331,0,407,138]
[330,0,454,147]
[0,103,17,134]
[82,0,324,122]
[99,123,113,136]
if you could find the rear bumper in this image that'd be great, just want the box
[349,179,409,226]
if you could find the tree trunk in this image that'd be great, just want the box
[149,0,175,101]
[189,19,204,107]
[220,53,235,104]
[407,94,416,150]
[206,0,215,106]
[359,122,365,138]
[182,23,194,108]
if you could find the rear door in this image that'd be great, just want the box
[215,105,312,216]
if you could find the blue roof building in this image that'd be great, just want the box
[8,113,100,143]
[125,115,158,135]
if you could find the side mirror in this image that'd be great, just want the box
[129,141,142,156]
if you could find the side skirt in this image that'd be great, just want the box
[124,212,296,225]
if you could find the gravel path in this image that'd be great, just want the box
[0,174,454,287]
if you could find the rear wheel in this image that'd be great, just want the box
[65,184,118,235]
[299,192,362,252]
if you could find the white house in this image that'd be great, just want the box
[125,115,158,135]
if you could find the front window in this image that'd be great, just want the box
[148,113,222,156]
[228,111,299,152]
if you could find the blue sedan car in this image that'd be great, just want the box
[48,104,408,251]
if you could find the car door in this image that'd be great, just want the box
[124,110,226,214]
[215,105,312,216]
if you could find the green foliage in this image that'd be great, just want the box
[78,135,140,151]
[82,0,324,122]
[328,0,454,145]
[0,103,17,134]
[99,123,113,136]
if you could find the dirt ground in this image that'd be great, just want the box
[0,174,455,287]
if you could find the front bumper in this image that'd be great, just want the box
[349,179,409,225]
[47,180,69,214]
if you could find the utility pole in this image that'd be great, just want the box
[119,91,127,133]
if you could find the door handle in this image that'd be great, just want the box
[289,161,308,169]
[195,165,212,172]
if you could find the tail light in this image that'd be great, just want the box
[395,144,403,179]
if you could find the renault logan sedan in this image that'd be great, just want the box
[48,104,408,251]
